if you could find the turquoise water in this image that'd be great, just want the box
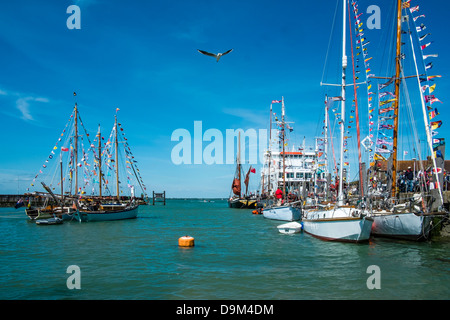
[0,199,449,300]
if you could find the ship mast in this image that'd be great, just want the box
[97,125,102,198]
[115,115,120,201]
[338,0,347,206]
[60,147,64,212]
[268,103,272,195]
[347,0,364,197]
[391,0,403,198]
[239,131,241,197]
[324,95,329,200]
[74,102,78,196]
[281,96,286,200]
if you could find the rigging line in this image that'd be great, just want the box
[328,105,338,178]
[405,7,443,205]
[399,65,423,168]
[321,0,340,85]
[119,129,146,195]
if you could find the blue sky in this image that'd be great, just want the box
[0,0,449,198]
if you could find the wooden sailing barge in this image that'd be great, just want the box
[228,132,257,209]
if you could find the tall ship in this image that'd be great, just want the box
[76,112,146,222]
[25,95,148,223]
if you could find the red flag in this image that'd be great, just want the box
[421,42,432,50]
[61,147,69,151]
[271,100,281,103]
[250,168,256,173]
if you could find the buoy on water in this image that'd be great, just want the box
[178,235,195,247]
[252,208,263,215]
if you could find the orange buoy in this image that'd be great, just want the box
[178,235,195,247]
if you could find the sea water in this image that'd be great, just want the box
[0,199,449,300]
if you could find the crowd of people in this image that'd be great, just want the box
[397,166,450,192]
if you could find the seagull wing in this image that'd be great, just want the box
[197,49,217,58]
[221,49,233,56]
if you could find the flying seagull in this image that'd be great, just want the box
[197,49,233,62]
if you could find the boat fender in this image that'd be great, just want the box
[178,235,195,247]
[252,210,258,214]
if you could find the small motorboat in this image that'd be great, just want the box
[36,217,64,225]
[277,221,303,234]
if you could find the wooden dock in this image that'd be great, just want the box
[152,191,166,205]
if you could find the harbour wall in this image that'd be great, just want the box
[0,194,148,207]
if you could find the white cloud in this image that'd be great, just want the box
[16,98,33,121]
[222,107,267,127]
[0,87,50,122]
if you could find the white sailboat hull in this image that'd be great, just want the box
[302,207,373,243]
[263,205,301,221]
[371,212,434,241]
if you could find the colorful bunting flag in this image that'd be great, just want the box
[429,108,439,120]
[423,54,438,59]
[421,42,432,50]
[428,75,442,81]
[429,83,436,93]
[410,5,419,13]
[413,14,425,22]
[430,97,443,104]
[419,33,431,41]
[430,121,442,130]
[416,24,426,32]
